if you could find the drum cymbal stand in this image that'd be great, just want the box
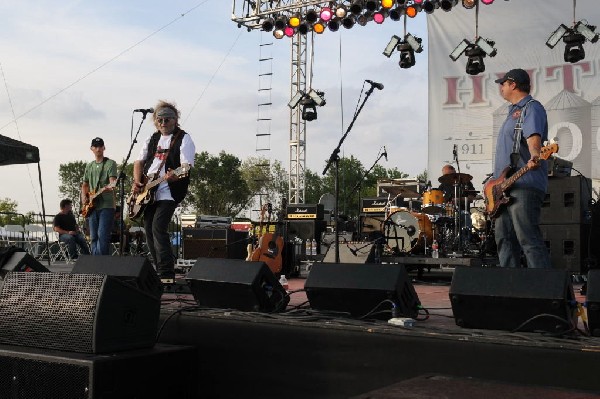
[452,145,464,254]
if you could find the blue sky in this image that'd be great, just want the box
[0,1,430,214]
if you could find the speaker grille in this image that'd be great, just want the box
[0,273,104,352]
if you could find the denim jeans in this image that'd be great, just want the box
[494,187,551,268]
[59,232,90,258]
[143,200,177,276]
[88,207,115,255]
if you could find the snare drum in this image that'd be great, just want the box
[382,210,433,254]
[421,189,444,214]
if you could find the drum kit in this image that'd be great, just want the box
[380,172,495,258]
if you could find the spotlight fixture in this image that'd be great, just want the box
[423,0,439,14]
[475,37,497,57]
[373,10,387,24]
[314,21,326,34]
[328,18,341,32]
[462,0,476,9]
[298,21,311,35]
[405,33,424,53]
[274,15,288,31]
[288,14,301,28]
[366,0,379,11]
[307,89,326,106]
[262,18,275,32]
[383,33,422,68]
[335,5,348,18]
[288,90,306,109]
[464,45,486,75]
[320,7,333,21]
[440,0,458,11]
[481,0,493,4]
[406,4,419,17]
[350,0,365,15]
[381,0,395,8]
[398,42,416,68]
[389,6,404,20]
[545,20,598,64]
[301,99,318,121]
[305,9,319,24]
[273,29,285,39]
[342,15,356,29]
[449,39,471,61]
[449,37,496,75]
[382,35,401,57]
[289,89,325,121]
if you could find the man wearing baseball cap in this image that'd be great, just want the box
[131,100,196,283]
[492,68,551,269]
[82,137,118,255]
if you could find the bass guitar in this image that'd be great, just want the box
[80,182,117,218]
[483,143,558,219]
[127,164,190,219]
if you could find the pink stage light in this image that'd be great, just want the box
[320,7,333,21]
[373,12,385,24]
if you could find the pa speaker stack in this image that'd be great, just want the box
[449,266,577,333]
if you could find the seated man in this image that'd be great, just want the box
[53,199,90,259]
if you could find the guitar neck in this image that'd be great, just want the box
[500,164,530,191]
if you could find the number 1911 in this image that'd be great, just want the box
[462,144,483,155]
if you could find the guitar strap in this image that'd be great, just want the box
[510,99,535,169]
[94,158,108,192]
[147,130,180,179]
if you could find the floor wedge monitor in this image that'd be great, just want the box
[449,266,577,333]
[0,272,161,353]
[185,258,289,312]
[304,263,420,319]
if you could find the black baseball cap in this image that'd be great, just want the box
[91,137,104,147]
[495,68,530,85]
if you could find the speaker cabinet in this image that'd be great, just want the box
[0,249,49,277]
[0,344,198,398]
[0,272,160,353]
[541,176,591,224]
[449,266,576,333]
[304,263,420,319]
[586,269,600,337]
[182,228,247,260]
[540,224,590,273]
[287,220,327,254]
[72,255,163,300]
[185,258,289,312]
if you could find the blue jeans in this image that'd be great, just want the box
[88,207,115,255]
[59,232,90,258]
[143,200,177,276]
[494,187,551,268]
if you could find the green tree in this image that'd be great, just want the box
[304,169,327,204]
[0,198,23,225]
[58,161,86,211]
[186,151,251,217]
[241,156,289,207]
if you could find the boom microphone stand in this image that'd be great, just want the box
[323,81,381,263]
[116,110,151,256]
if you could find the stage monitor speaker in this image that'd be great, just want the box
[0,272,161,353]
[586,269,600,337]
[0,344,198,399]
[304,263,420,319]
[449,266,576,333]
[72,255,163,300]
[185,258,289,312]
[183,227,247,259]
[0,248,49,278]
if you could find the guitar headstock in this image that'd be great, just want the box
[174,164,191,178]
[540,143,559,160]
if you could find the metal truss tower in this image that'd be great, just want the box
[231,0,324,204]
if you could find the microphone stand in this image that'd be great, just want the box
[347,150,386,239]
[116,111,150,256]
[453,146,463,254]
[323,84,378,263]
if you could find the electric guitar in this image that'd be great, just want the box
[127,165,190,219]
[483,143,558,219]
[253,200,286,274]
[80,182,117,218]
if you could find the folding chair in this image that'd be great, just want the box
[24,224,46,259]
[3,225,28,250]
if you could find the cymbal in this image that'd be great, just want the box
[462,189,480,196]
[438,172,473,185]
[380,186,420,198]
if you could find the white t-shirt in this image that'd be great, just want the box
[137,132,196,201]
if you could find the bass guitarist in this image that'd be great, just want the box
[492,68,551,269]
[131,101,196,282]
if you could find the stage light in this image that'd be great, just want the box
[440,0,458,11]
[289,14,301,28]
[405,33,424,53]
[288,90,306,109]
[398,42,415,69]
[389,6,404,20]
[465,45,486,75]
[546,24,569,48]
[335,5,348,18]
[357,12,372,26]
[475,37,497,57]
[423,0,439,14]
[575,21,599,43]
[273,29,285,39]
[284,26,295,37]
[342,15,356,29]
[563,31,586,63]
[406,5,418,17]
[381,0,395,8]
[350,0,364,15]
[320,7,333,21]
[314,21,326,34]
[301,100,318,121]
[373,11,386,24]
[307,89,326,106]
[298,21,311,35]
[366,0,379,11]
[382,34,401,57]
[481,0,493,4]
[328,18,340,32]
[261,18,274,32]
[449,39,471,61]
[414,0,424,3]
[462,0,476,8]
[305,9,319,24]
[274,15,288,30]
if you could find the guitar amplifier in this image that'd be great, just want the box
[361,197,403,213]
[182,228,247,260]
[286,204,324,220]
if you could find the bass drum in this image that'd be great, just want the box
[382,210,433,254]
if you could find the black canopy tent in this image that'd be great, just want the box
[0,134,50,265]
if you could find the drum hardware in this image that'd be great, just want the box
[437,172,473,186]
[382,210,433,255]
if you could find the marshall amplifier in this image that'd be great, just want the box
[286,204,324,220]
[361,197,402,213]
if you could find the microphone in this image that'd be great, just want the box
[482,173,493,184]
[366,80,384,90]
[427,180,432,190]
[383,146,388,161]
[349,247,358,256]
[453,144,458,158]
[134,108,154,114]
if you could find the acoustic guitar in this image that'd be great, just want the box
[80,182,117,218]
[247,203,268,261]
[127,164,190,219]
[251,200,286,274]
[483,143,558,219]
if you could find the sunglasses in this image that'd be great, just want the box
[157,117,173,124]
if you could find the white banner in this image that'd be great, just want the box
[428,0,600,195]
